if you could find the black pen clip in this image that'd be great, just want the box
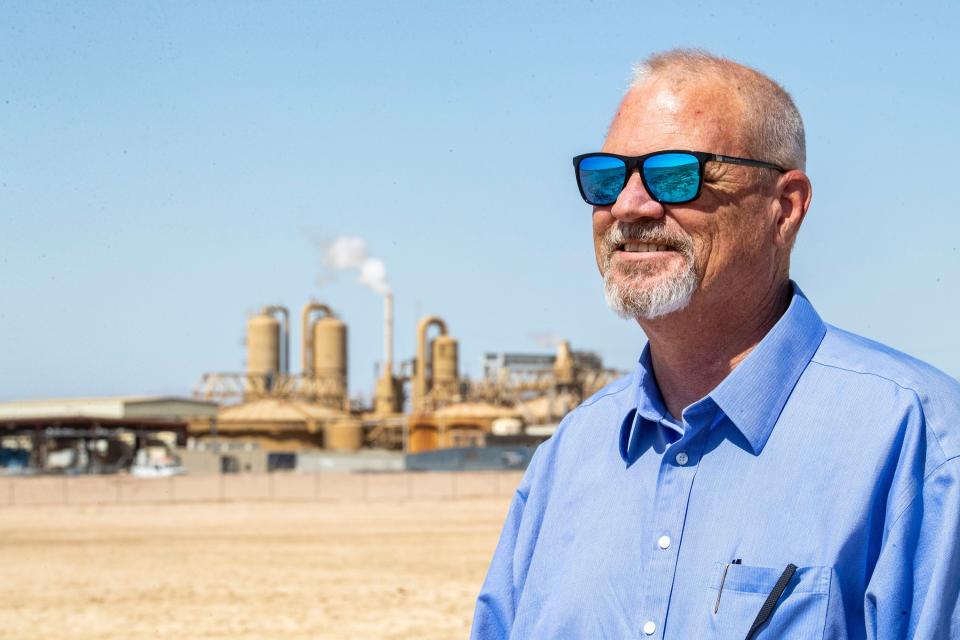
[743,563,797,640]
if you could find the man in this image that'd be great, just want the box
[471,50,960,639]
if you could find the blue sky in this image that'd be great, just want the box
[1,0,957,402]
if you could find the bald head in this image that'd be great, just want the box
[628,49,806,172]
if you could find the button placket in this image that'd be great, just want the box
[638,450,690,638]
[637,426,709,639]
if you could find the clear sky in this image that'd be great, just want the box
[1,1,958,402]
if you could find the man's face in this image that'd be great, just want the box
[593,79,776,320]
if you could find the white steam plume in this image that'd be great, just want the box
[322,236,390,295]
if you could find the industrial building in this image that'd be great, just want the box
[194,295,623,456]
[0,294,624,475]
[0,396,217,474]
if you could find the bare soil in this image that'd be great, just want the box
[0,497,511,639]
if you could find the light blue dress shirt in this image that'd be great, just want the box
[471,286,960,639]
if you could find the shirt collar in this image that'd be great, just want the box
[617,345,669,462]
[619,283,827,462]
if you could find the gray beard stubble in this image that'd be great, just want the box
[601,222,699,320]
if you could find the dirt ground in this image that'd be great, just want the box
[0,496,512,639]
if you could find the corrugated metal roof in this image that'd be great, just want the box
[0,396,218,420]
[432,402,520,419]
[217,399,345,423]
[515,392,580,423]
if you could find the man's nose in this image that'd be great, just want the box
[609,171,666,221]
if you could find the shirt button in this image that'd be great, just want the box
[643,620,657,635]
[657,535,671,550]
[675,452,689,465]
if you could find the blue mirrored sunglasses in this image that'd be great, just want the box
[572,150,786,206]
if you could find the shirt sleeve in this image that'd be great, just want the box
[470,440,552,640]
[470,489,528,640]
[864,456,960,639]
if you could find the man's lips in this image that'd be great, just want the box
[619,241,675,253]
[611,241,683,260]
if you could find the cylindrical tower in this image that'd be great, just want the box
[301,302,334,376]
[314,316,348,408]
[374,373,402,415]
[413,315,448,414]
[374,292,400,414]
[553,340,577,388]
[301,302,348,409]
[259,305,290,375]
[431,334,459,402]
[247,314,280,377]
[383,292,394,376]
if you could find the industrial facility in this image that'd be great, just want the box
[0,396,217,475]
[191,294,623,457]
[0,294,624,475]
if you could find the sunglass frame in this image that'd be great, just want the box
[572,150,787,206]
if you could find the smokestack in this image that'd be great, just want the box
[383,292,394,375]
[375,292,400,415]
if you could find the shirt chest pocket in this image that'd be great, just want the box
[700,562,832,639]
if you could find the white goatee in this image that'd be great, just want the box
[601,222,699,320]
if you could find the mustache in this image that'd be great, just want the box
[601,222,694,256]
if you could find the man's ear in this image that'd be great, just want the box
[770,170,812,248]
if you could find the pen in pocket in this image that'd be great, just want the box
[743,563,797,640]
[714,558,741,613]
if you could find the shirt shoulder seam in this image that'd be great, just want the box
[576,378,633,410]
[809,360,950,465]
[808,358,923,394]
[888,453,960,531]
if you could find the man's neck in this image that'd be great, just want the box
[640,279,793,420]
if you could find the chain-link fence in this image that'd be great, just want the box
[0,471,525,507]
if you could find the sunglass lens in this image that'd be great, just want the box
[578,155,627,205]
[642,153,700,203]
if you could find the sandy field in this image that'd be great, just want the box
[0,482,515,640]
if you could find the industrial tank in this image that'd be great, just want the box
[374,371,402,415]
[553,340,576,387]
[325,418,363,451]
[432,335,458,384]
[247,314,280,376]
[301,303,348,410]
[431,334,459,401]
[408,424,438,453]
[413,316,448,414]
[313,317,347,383]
